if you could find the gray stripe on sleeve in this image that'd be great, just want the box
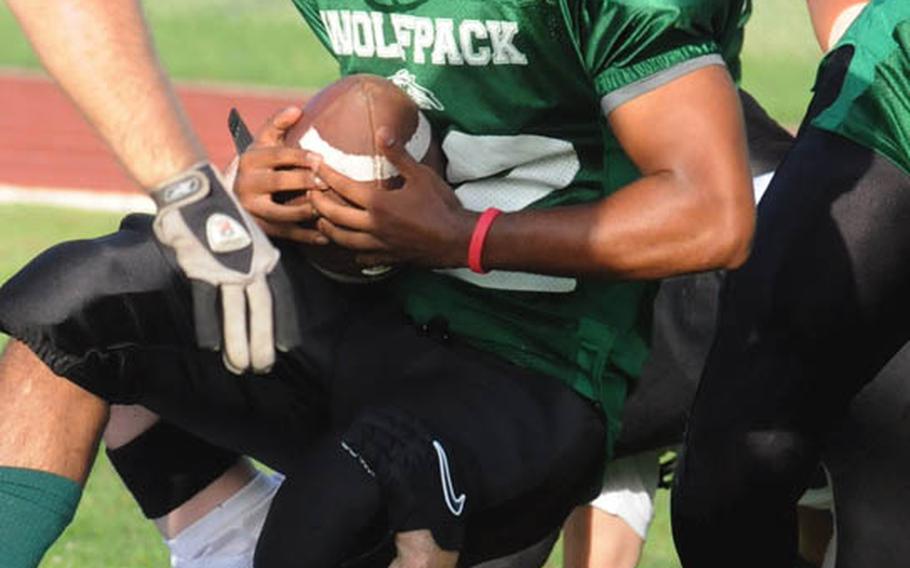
[600,54,727,115]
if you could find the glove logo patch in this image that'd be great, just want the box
[206,213,252,253]
[162,176,203,204]
[432,440,466,517]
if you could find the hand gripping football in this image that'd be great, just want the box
[284,74,445,283]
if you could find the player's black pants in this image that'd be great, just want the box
[824,342,910,568]
[672,47,910,567]
[0,216,605,567]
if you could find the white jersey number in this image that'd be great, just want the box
[436,131,581,293]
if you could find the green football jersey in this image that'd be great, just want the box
[812,0,910,176]
[290,0,748,450]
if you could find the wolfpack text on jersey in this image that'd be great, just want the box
[319,10,529,67]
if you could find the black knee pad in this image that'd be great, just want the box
[253,436,388,568]
[341,408,475,551]
[678,427,819,521]
[106,421,240,519]
[0,214,186,402]
[739,429,819,499]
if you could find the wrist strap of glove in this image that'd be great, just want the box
[151,162,215,210]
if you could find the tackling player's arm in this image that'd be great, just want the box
[310,63,754,280]
[806,0,869,52]
[6,0,201,188]
[6,0,300,373]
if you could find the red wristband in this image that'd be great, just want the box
[468,208,502,274]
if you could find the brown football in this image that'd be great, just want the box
[283,74,445,284]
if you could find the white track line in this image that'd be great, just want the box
[1,172,779,214]
[0,184,155,214]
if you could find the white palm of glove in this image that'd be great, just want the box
[152,163,299,374]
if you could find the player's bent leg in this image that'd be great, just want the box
[0,213,194,405]
[0,341,109,482]
[105,404,303,568]
[0,213,330,566]
[590,450,662,543]
[255,412,493,568]
[104,408,244,529]
[254,436,386,568]
[105,403,304,568]
[340,407,478,553]
[563,449,662,568]
[673,105,910,568]
[824,342,910,568]
[0,217,174,566]
[345,334,606,566]
[0,340,109,567]
[254,309,607,567]
[0,212,342,472]
[673,47,908,563]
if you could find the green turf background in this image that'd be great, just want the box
[0,0,823,565]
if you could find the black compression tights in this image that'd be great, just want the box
[253,436,390,568]
[825,343,910,568]
[671,122,910,568]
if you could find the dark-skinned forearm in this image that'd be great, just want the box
[476,66,754,280]
[477,169,754,280]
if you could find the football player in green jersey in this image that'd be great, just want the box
[254,1,754,564]
[673,1,910,567]
[0,1,757,567]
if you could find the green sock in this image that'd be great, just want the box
[0,467,82,568]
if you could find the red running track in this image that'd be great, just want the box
[0,71,308,193]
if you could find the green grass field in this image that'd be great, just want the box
[0,1,827,566]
